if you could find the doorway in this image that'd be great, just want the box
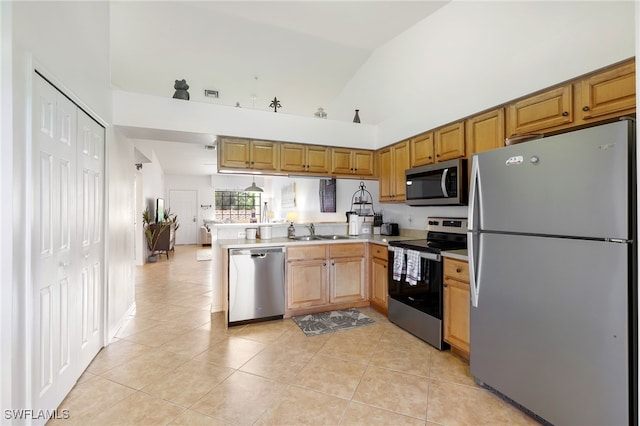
[169,189,197,245]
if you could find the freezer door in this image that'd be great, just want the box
[471,232,629,426]
[472,120,631,239]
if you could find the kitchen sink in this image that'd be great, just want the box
[292,235,351,241]
[317,235,351,240]
[292,235,323,241]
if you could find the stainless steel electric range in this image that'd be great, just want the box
[387,217,467,349]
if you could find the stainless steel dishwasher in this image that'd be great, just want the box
[228,247,285,325]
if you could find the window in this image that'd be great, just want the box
[214,190,261,223]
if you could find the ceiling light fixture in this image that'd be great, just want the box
[244,177,263,192]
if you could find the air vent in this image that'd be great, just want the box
[204,89,219,98]
[205,145,216,151]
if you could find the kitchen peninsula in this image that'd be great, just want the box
[213,222,412,322]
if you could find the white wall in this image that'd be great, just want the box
[9,0,133,410]
[330,1,637,146]
[113,90,377,149]
[106,129,136,339]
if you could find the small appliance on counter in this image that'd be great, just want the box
[348,213,360,235]
[381,223,399,236]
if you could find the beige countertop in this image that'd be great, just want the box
[442,249,468,261]
[215,234,414,249]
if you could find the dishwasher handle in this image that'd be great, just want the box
[229,247,285,257]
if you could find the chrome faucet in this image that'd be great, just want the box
[305,223,315,236]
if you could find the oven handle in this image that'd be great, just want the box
[388,246,441,262]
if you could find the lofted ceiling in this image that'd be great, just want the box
[111,1,449,175]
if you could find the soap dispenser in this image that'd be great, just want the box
[288,222,296,239]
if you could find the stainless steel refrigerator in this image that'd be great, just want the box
[468,119,637,426]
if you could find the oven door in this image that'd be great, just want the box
[387,248,444,320]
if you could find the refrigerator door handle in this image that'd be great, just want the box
[440,168,449,197]
[468,230,480,307]
[467,156,480,231]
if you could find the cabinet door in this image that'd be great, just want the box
[330,148,353,175]
[219,137,251,169]
[410,132,434,167]
[306,145,330,174]
[352,150,374,176]
[331,257,365,304]
[370,257,388,315]
[392,141,409,201]
[466,108,505,157]
[507,85,573,135]
[443,277,470,355]
[251,140,278,171]
[435,122,465,161]
[280,143,306,172]
[580,60,636,120]
[378,148,393,202]
[287,259,329,309]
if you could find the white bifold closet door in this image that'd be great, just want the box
[32,73,105,416]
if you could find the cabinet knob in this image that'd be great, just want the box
[428,156,432,159]
[456,268,462,273]
[436,154,440,157]
[582,106,590,112]
[562,111,569,117]
[323,262,327,266]
[444,284,448,288]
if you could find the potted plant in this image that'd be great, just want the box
[164,208,180,232]
[142,207,170,262]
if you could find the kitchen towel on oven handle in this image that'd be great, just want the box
[392,247,405,281]
[406,250,421,286]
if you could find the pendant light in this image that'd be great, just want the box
[244,177,263,192]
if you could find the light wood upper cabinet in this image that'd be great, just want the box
[466,108,505,157]
[443,257,470,359]
[410,132,435,167]
[507,85,573,136]
[353,150,375,176]
[435,122,465,161]
[330,148,374,177]
[218,137,251,169]
[507,59,635,138]
[280,143,330,174]
[218,137,278,171]
[379,140,409,202]
[579,59,636,121]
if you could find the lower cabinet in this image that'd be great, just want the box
[369,243,388,315]
[286,243,366,316]
[443,257,470,359]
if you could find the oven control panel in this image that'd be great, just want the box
[427,217,468,234]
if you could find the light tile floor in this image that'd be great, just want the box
[51,245,540,425]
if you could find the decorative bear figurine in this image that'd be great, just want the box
[172,79,190,100]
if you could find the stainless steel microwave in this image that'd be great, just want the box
[405,158,468,206]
